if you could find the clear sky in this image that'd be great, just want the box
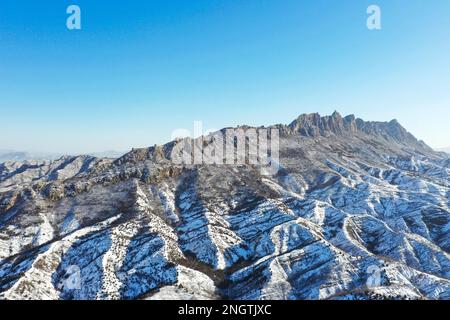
[1,0,449,154]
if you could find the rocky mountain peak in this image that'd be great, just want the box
[112,111,434,168]
[287,111,432,154]
[288,111,359,137]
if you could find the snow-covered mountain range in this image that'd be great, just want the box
[437,148,450,155]
[0,151,61,163]
[0,150,124,163]
[0,112,449,300]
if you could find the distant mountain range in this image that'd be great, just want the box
[0,150,125,163]
[437,147,450,154]
[0,150,60,163]
[0,111,449,300]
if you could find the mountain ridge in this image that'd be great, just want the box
[114,111,436,168]
[0,150,124,164]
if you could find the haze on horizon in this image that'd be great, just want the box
[1,0,449,154]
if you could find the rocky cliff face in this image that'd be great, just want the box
[0,112,449,300]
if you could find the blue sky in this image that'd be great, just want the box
[1,0,449,153]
